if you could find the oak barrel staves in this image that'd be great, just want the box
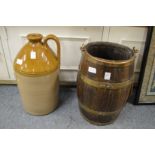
[77,42,135,125]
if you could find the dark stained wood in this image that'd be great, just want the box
[80,52,134,83]
[77,42,135,125]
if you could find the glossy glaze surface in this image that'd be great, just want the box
[14,33,60,76]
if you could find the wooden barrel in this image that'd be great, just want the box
[77,42,135,125]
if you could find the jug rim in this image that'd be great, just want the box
[27,33,43,42]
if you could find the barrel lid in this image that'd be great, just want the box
[14,34,59,76]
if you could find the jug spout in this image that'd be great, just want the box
[27,33,43,42]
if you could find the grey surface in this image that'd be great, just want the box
[0,85,155,129]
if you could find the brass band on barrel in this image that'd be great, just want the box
[80,73,134,89]
[85,52,135,67]
[79,111,117,126]
[79,101,121,116]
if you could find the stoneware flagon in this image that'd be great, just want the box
[77,42,135,125]
[14,33,60,115]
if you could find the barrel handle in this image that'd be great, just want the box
[80,43,87,53]
[133,47,139,54]
[43,34,60,66]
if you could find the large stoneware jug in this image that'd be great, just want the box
[14,33,60,115]
[77,42,135,125]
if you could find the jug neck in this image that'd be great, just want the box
[27,33,43,43]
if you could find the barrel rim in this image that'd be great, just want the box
[85,51,135,66]
[81,42,136,65]
[85,41,134,60]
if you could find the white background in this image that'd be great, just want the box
[0,0,155,155]
[0,0,154,26]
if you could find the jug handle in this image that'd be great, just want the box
[43,34,60,65]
